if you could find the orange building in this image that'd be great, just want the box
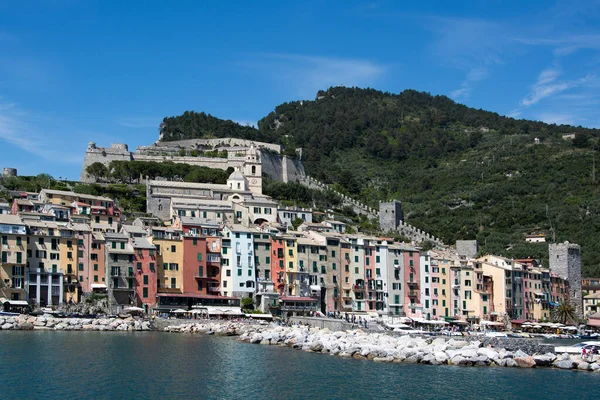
[132,238,157,310]
[271,236,286,295]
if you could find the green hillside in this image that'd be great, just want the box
[160,87,600,276]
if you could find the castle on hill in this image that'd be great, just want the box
[79,138,305,184]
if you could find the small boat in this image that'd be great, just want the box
[0,311,20,317]
[579,333,599,340]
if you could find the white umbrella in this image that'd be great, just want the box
[532,325,542,329]
[172,309,188,313]
[124,306,144,312]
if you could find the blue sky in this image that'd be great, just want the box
[1,0,600,179]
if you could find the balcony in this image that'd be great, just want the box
[208,286,220,293]
[407,281,419,288]
[194,274,219,281]
[353,285,365,291]
[280,305,318,311]
[112,286,134,291]
[158,287,182,293]
[207,256,221,265]
[408,290,418,297]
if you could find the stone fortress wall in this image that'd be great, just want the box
[80,139,304,183]
[299,176,443,246]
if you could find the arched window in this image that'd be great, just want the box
[158,204,163,211]
[251,166,256,175]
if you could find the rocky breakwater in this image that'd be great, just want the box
[0,315,153,332]
[237,325,600,372]
[163,321,254,336]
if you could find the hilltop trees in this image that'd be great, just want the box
[86,162,109,182]
[157,86,600,276]
[87,161,230,184]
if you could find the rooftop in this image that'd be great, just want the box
[132,237,155,250]
[41,189,114,202]
[0,215,25,225]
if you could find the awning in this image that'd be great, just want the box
[587,318,600,327]
[8,300,29,306]
[195,306,244,316]
[91,284,107,289]
[310,285,321,292]
[534,292,545,296]
[245,314,273,319]
[124,306,144,312]
[481,320,504,326]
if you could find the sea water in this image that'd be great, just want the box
[0,331,596,400]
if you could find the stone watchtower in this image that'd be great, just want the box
[379,200,403,232]
[243,145,262,195]
[549,242,582,315]
[1,168,17,178]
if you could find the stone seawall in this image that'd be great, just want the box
[160,321,600,372]
[289,317,353,331]
[0,315,153,331]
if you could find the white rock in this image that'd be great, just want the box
[477,348,499,360]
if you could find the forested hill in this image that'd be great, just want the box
[159,111,261,142]
[160,87,600,276]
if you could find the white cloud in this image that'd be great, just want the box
[520,68,594,107]
[429,17,506,99]
[244,53,385,97]
[517,34,600,57]
[450,66,490,99]
[0,97,82,163]
[449,86,469,100]
[507,109,523,118]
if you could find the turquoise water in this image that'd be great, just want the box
[0,331,597,400]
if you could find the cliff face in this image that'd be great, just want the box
[261,152,305,183]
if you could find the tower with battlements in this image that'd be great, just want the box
[549,241,582,315]
[379,200,403,232]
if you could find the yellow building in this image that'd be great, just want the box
[283,236,298,296]
[440,260,452,319]
[152,228,184,293]
[478,255,516,321]
[0,215,28,303]
[583,292,600,316]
